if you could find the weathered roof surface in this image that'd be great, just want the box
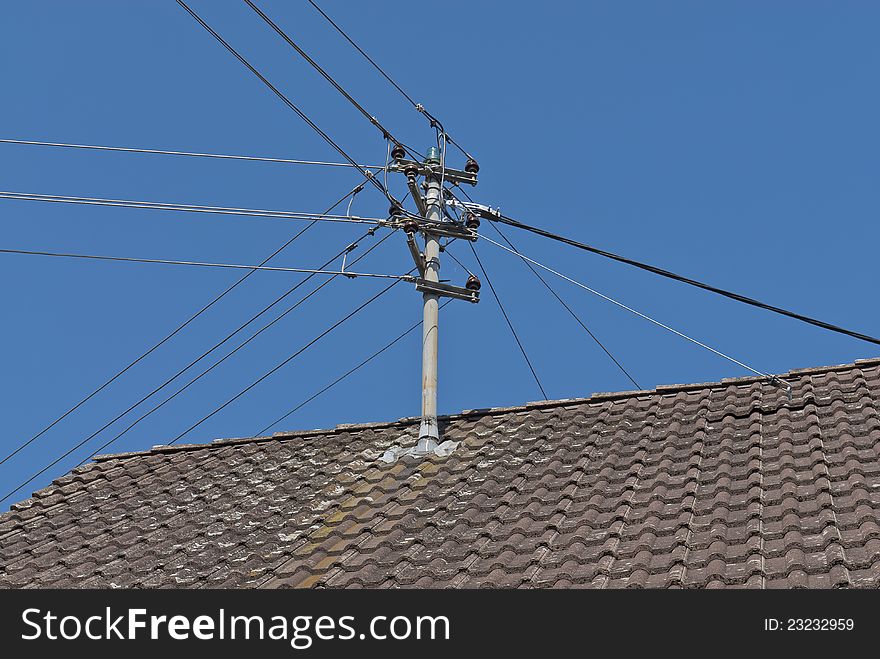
[2,358,880,589]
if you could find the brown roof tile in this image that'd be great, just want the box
[2,358,880,588]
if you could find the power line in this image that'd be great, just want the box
[480,233,790,390]
[267,0,477,224]
[306,0,418,108]
[467,241,548,400]
[0,183,362,468]
[485,222,641,390]
[73,229,395,467]
[0,247,414,281]
[74,233,397,468]
[489,212,880,348]
[257,299,452,436]
[167,271,414,446]
[0,138,384,169]
[241,0,481,232]
[243,0,422,164]
[443,245,475,278]
[0,190,386,224]
[305,0,475,161]
[0,227,395,504]
[175,0,402,209]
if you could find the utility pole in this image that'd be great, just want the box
[389,145,481,453]
[418,150,443,451]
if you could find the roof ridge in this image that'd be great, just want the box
[84,356,880,464]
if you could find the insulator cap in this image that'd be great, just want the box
[403,163,419,179]
[403,220,420,235]
[424,146,441,165]
[390,143,405,160]
[465,212,480,230]
[464,157,480,174]
[465,275,481,291]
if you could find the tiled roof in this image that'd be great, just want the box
[2,358,880,588]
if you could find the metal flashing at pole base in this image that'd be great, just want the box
[415,430,439,456]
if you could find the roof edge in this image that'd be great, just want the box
[88,356,879,464]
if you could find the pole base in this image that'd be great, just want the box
[416,416,439,455]
[414,437,438,455]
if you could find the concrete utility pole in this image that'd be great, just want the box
[389,144,480,453]
[417,149,443,451]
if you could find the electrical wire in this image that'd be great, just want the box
[0,190,386,225]
[243,0,423,165]
[76,235,399,466]
[485,222,641,390]
[242,1,480,229]
[306,0,418,108]
[188,0,474,239]
[436,125,448,201]
[292,0,481,225]
[167,270,415,446]
[175,0,402,209]
[467,242,548,400]
[479,233,791,390]
[0,247,414,281]
[0,228,395,504]
[0,138,384,169]
[488,211,880,348]
[76,229,396,463]
[0,182,364,468]
[257,299,452,436]
[305,0,475,161]
[245,0,480,247]
[443,245,475,278]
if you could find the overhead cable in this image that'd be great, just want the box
[0,190,385,225]
[0,183,362,468]
[305,0,475,161]
[257,300,452,436]
[0,248,413,281]
[0,138,384,169]
[241,1,480,229]
[0,227,395,504]
[248,0,476,222]
[175,0,402,208]
[73,229,395,467]
[167,270,415,446]
[486,222,641,389]
[72,232,399,470]
[243,0,422,163]
[488,212,880,347]
[480,233,790,390]
[468,242,548,399]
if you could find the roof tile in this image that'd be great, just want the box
[3,359,880,588]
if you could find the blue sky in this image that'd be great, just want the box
[1,1,878,509]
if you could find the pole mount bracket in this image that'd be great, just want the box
[389,158,478,186]
[415,278,480,303]
[419,221,478,241]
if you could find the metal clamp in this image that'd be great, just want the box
[415,278,480,303]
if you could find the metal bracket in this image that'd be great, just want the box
[389,159,478,186]
[415,278,480,303]
[445,199,500,218]
[419,221,478,241]
[406,177,428,217]
[406,233,427,277]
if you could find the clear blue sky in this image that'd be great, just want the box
[1,1,878,509]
